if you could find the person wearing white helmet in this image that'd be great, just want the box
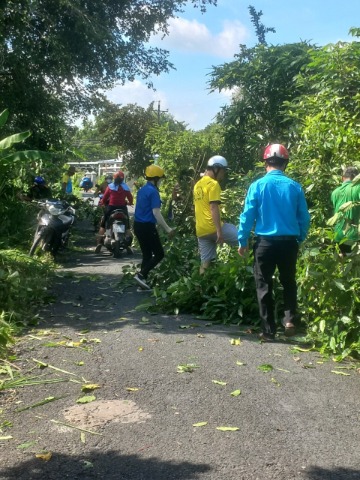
[238,144,310,341]
[193,155,238,274]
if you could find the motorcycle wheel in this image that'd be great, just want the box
[113,240,121,258]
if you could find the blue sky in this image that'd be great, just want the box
[106,0,360,130]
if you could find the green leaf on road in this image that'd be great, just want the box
[331,370,351,376]
[81,384,100,392]
[76,395,96,404]
[193,422,208,427]
[230,389,241,396]
[257,364,274,372]
[236,361,246,366]
[17,441,37,449]
[177,363,199,373]
[230,338,241,345]
[212,380,227,386]
[216,426,240,432]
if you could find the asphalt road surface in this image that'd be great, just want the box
[0,220,359,480]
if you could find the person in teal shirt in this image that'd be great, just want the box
[331,166,360,255]
[238,144,310,341]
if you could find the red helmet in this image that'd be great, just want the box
[263,144,289,161]
[114,170,125,179]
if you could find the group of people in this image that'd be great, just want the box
[94,166,174,292]
[129,143,359,342]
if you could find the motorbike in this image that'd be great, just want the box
[79,178,93,192]
[103,208,132,258]
[29,199,76,256]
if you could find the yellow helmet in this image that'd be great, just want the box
[145,165,165,178]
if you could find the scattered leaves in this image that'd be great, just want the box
[331,370,351,376]
[192,422,208,427]
[177,363,199,373]
[230,338,241,346]
[35,452,52,461]
[212,380,227,386]
[81,384,100,392]
[17,441,36,449]
[257,364,274,372]
[216,426,239,432]
[76,395,96,404]
[230,389,241,397]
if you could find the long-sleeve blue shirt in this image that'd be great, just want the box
[238,170,310,247]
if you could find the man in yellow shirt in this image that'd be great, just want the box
[193,156,238,273]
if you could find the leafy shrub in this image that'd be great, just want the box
[0,249,52,356]
[297,231,360,359]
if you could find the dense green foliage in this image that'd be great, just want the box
[1,2,360,360]
[209,42,314,172]
[136,35,360,359]
[96,102,186,178]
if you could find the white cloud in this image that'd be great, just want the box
[105,80,167,108]
[153,17,248,58]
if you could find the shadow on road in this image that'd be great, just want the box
[304,466,360,480]
[0,450,212,479]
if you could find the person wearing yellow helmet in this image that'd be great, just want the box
[133,164,175,290]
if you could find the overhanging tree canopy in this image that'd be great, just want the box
[0,0,217,148]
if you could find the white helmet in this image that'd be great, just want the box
[207,155,229,169]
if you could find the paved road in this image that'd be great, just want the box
[0,220,359,480]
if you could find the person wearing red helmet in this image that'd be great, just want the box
[95,171,133,253]
[238,144,310,341]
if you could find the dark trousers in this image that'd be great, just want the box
[253,237,299,335]
[134,221,164,278]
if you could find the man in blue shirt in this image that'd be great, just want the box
[133,165,175,290]
[238,144,310,341]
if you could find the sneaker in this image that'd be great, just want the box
[134,273,151,290]
[95,244,102,254]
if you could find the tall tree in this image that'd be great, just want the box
[0,0,216,149]
[209,42,313,172]
[95,101,186,178]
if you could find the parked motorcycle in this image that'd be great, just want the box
[103,208,132,258]
[29,200,76,256]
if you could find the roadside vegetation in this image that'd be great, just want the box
[0,4,359,361]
